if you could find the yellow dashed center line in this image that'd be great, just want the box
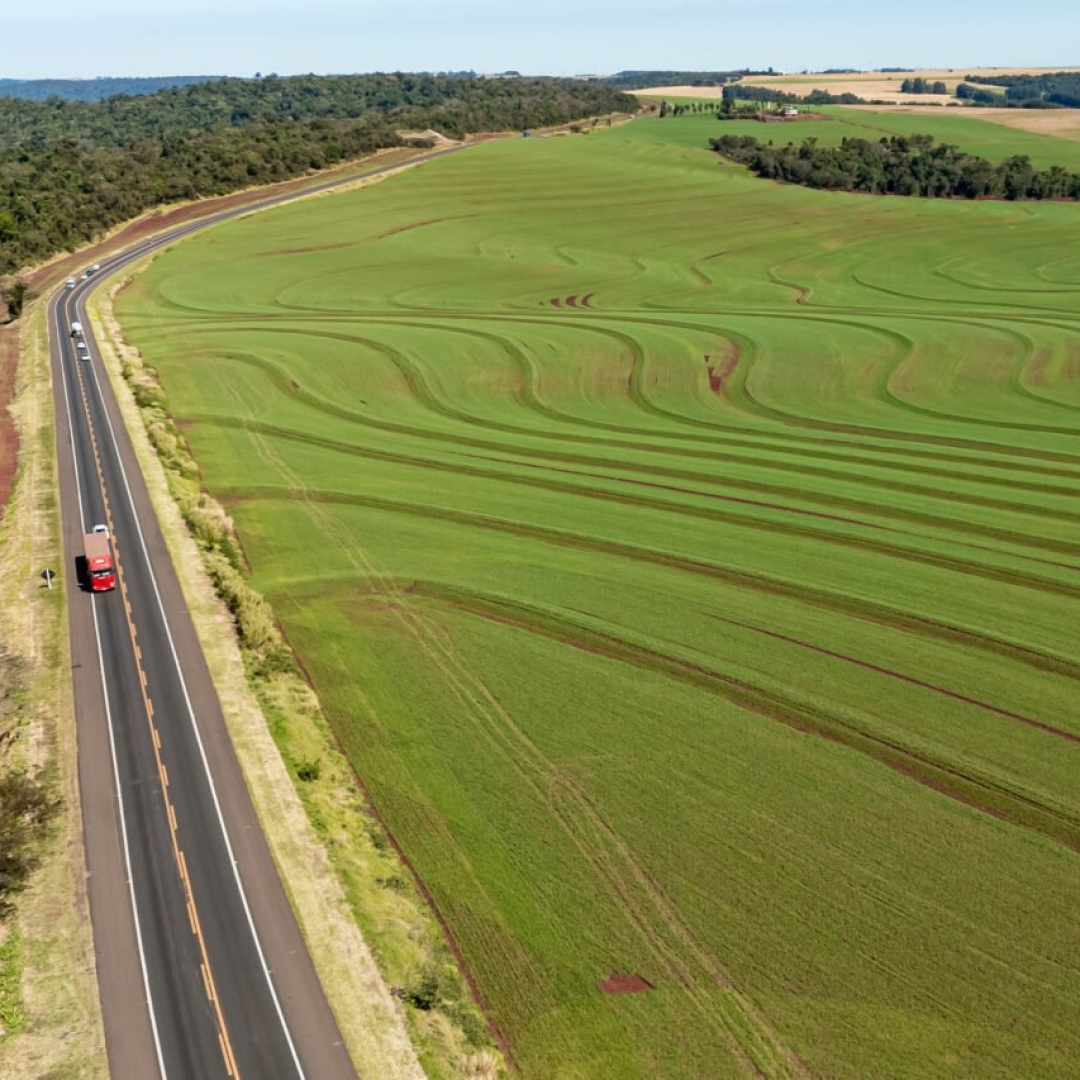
[72,351,241,1077]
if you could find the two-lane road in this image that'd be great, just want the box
[55,263,356,1079]
[45,150,459,1076]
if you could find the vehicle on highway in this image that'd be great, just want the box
[82,529,116,591]
[65,278,76,289]
[76,341,89,359]
[71,321,83,338]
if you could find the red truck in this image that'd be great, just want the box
[83,527,116,592]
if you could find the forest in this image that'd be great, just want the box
[710,132,1080,199]
[0,73,633,276]
[594,70,767,89]
[0,76,220,103]
[963,71,1080,108]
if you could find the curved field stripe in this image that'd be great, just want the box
[176,328,1080,550]
[226,483,1080,687]
[195,411,1080,603]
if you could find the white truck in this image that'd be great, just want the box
[70,321,83,338]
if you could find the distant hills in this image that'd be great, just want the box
[0,76,222,102]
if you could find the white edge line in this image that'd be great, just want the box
[83,310,307,1078]
[54,293,168,1080]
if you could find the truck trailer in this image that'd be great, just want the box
[83,529,116,592]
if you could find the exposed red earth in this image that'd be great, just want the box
[598,973,654,994]
[0,324,19,515]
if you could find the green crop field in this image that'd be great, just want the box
[116,113,1080,1078]
[658,104,1080,170]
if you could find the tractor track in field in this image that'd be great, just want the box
[192,412,1080,605]
[224,485,1080,689]
[403,582,1080,853]
[217,372,808,1077]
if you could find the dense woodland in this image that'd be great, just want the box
[711,132,1080,200]
[964,71,1080,108]
[594,70,769,89]
[720,84,870,106]
[0,74,633,277]
[0,76,220,102]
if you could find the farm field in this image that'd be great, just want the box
[643,102,1080,170]
[115,112,1080,1077]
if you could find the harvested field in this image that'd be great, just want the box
[844,104,1080,141]
[116,110,1080,1078]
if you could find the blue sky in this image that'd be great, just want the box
[1,0,1076,80]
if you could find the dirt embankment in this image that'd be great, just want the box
[0,321,19,516]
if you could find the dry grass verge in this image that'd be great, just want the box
[91,265,503,1079]
[0,296,106,1076]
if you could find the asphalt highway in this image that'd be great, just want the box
[47,146,463,1078]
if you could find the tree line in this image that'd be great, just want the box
[710,132,1080,200]
[0,74,634,277]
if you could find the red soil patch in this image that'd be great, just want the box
[0,323,20,521]
[553,293,594,309]
[598,972,653,994]
[704,344,741,395]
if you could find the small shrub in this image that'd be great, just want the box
[0,770,59,915]
[406,961,442,1011]
[295,758,321,782]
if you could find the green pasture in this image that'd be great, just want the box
[116,114,1080,1077]
[651,103,1080,169]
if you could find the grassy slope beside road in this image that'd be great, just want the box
[116,113,1080,1077]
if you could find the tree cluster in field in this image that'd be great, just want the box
[900,78,948,95]
[657,100,716,117]
[710,132,1080,200]
[0,74,635,276]
[961,71,1080,109]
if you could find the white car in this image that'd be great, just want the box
[91,523,109,537]
[76,341,89,358]
[65,278,76,289]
